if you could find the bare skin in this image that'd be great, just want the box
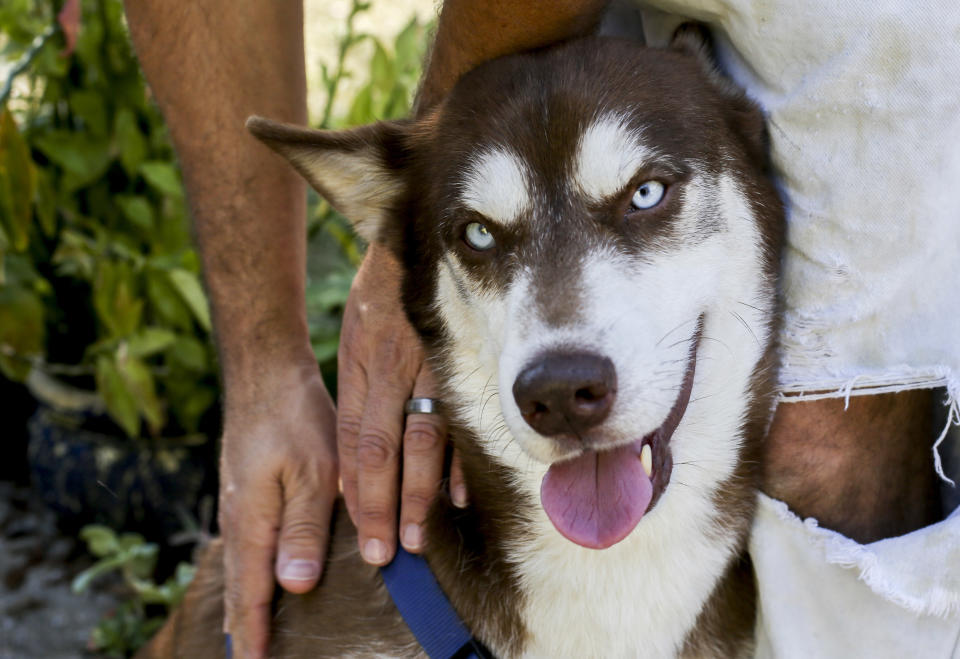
[124,0,942,656]
[764,389,941,544]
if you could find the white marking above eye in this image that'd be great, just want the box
[574,114,653,202]
[460,148,532,226]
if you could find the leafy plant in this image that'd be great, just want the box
[305,1,431,367]
[0,0,433,428]
[72,524,196,657]
[0,0,217,438]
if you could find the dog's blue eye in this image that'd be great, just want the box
[464,222,495,251]
[630,181,665,210]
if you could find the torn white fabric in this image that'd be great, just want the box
[636,0,960,468]
[751,493,960,657]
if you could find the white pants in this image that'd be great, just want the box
[751,493,960,658]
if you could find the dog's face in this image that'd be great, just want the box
[252,34,782,551]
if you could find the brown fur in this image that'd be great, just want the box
[144,33,787,658]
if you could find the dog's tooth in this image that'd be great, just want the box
[640,444,653,477]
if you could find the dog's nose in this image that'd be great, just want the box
[512,352,617,437]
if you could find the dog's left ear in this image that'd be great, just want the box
[246,116,410,243]
[670,24,769,164]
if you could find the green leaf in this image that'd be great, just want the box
[117,353,164,434]
[346,85,374,127]
[33,131,112,184]
[307,269,353,311]
[70,89,109,136]
[0,108,36,252]
[370,40,394,95]
[95,354,140,438]
[139,161,184,199]
[0,283,45,381]
[115,108,147,176]
[117,532,147,552]
[312,337,339,364]
[127,327,176,358]
[123,542,159,580]
[71,554,128,594]
[165,377,216,432]
[167,335,208,372]
[93,260,143,338]
[51,228,96,279]
[394,17,423,71]
[79,524,120,558]
[33,168,57,237]
[145,268,192,330]
[166,268,210,331]
[116,194,154,232]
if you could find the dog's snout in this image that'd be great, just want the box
[512,352,616,437]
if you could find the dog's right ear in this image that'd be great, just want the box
[246,116,410,243]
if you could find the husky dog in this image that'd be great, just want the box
[143,28,784,659]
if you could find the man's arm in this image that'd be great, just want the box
[123,3,334,657]
[417,0,610,112]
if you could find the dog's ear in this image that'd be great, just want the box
[670,24,769,165]
[246,116,410,243]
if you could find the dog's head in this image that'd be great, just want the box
[251,30,783,550]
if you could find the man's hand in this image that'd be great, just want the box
[219,362,338,657]
[337,244,466,565]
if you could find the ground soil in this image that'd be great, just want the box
[0,482,120,659]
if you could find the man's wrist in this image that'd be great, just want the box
[219,337,320,409]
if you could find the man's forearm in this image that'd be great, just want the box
[417,0,610,113]
[124,0,311,401]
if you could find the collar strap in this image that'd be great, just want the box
[380,546,493,659]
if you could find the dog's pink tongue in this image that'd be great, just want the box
[541,445,652,549]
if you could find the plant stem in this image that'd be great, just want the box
[0,344,95,376]
[0,24,59,109]
[319,0,370,128]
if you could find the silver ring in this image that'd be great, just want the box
[404,397,442,415]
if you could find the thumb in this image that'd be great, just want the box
[274,462,338,594]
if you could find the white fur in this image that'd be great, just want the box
[460,148,532,225]
[574,114,654,202]
[296,150,403,242]
[434,160,774,657]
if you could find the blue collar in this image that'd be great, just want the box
[380,547,493,659]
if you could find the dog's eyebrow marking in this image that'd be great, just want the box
[574,114,653,202]
[460,148,531,226]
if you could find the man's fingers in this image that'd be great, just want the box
[399,364,447,552]
[450,448,469,508]
[355,384,406,565]
[336,342,367,523]
[222,492,281,659]
[275,459,338,594]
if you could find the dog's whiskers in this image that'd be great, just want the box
[728,309,761,347]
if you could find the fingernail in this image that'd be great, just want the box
[402,524,424,550]
[280,559,319,582]
[225,633,233,659]
[452,485,468,508]
[363,538,388,564]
